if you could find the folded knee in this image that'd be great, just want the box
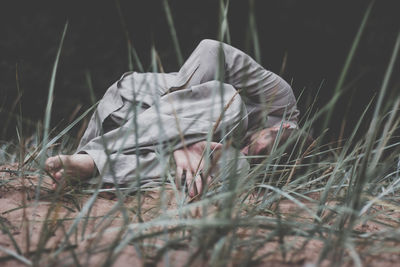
[197,39,221,52]
[203,81,244,117]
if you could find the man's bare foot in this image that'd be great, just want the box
[45,154,96,187]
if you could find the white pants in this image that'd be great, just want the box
[77,39,297,185]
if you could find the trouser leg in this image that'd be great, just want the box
[76,80,126,151]
[78,81,248,184]
[175,38,261,89]
[77,39,228,153]
[175,39,299,128]
[77,111,102,151]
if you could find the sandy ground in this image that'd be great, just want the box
[0,164,399,266]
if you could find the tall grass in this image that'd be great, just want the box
[1,0,399,266]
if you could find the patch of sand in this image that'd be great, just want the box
[0,164,399,266]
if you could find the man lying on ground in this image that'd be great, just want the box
[45,39,311,197]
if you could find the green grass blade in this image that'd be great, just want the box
[41,22,69,164]
[0,245,32,266]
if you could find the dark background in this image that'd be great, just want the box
[1,0,399,141]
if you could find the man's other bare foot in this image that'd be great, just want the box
[45,154,96,187]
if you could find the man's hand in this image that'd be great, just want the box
[173,141,222,198]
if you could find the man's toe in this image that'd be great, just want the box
[45,157,55,171]
[55,170,64,180]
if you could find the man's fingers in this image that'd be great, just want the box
[200,175,213,194]
[175,166,183,189]
[174,140,224,198]
[195,174,203,196]
[206,176,212,186]
[185,171,196,197]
